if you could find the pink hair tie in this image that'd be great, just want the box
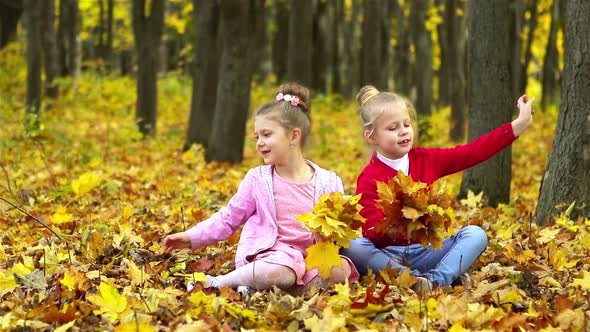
[275,93,300,107]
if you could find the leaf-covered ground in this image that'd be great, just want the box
[1,44,589,331]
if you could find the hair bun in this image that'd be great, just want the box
[277,82,310,113]
[356,85,380,106]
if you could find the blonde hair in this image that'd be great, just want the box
[255,82,311,147]
[356,85,418,139]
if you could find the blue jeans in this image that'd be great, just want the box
[340,225,488,286]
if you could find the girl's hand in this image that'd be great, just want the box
[162,232,191,254]
[512,94,536,137]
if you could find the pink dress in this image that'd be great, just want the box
[252,169,359,286]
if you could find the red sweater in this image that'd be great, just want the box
[356,123,517,248]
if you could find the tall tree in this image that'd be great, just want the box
[459,0,513,206]
[24,0,42,130]
[360,0,387,89]
[541,0,562,109]
[287,0,312,87]
[446,0,467,142]
[392,0,411,97]
[184,0,220,151]
[536,0,590,224]
[312,0,329,92]
[131,0,165,136]
[96,0,114,68]
[341,0,361,97]
[272,0,289,83]
[206,0,253,163]
[518,0,539,95]
[0,0,23,49]
[250,0,267,81]
[411,0,433,117]
[57,0,80,79]
[40,0,58,98]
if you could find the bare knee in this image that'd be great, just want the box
[328,258,352,283]
[253,263,296,290]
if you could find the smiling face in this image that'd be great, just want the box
[254,114,293,166]
[366,103,414,160]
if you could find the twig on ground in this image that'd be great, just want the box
[0,195,63,242]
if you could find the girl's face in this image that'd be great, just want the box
[366,105,414,159]
[254,114,293,166]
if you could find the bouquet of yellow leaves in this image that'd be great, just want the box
[297,192,366,279]
[374,172,455,249]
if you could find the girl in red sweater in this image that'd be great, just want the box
[341,85,535,293]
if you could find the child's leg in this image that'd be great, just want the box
[212,260,296,290]
[340,237,408,275]
[414,225,488,286]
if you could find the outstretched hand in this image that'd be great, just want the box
[512,94,536,137]
[162,232,191,254]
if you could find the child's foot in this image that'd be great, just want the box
[451,273,472,289]
[187,275,220,292]
[412,276,433,295]
[237,285,254,299]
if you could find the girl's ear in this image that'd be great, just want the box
[291,128,302,145]
[364,129,376,145]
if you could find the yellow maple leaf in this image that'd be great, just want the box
[87,282,128,322]
[71,171,104,198]
[460,190,484,208]
[297,192,365,247]
[304,307,346,332]
[536,227,560,244]
[305,242,342,280]
[571,271,590,291]
[60,267,85,291]
[51,206,73,224]
[122,258,150,287]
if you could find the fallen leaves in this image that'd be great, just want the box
[374,172,454,248]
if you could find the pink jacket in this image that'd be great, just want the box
[185,161,344,267]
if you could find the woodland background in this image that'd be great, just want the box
[0,0,589,330]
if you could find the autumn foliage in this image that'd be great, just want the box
[2,44,590,331]
[297,192,365,278]
[375,172,454,248]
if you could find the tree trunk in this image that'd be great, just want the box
[330,0,343,94]
[287,0,312,87]
[459,0,513,206]
[519,0,539,94]
[341,0,361,98]
[447,0,467,142]
[411,0,433,118]
[360,0,386,89]
[57,0,80,79]
[0,0,23,49]
[40,0,58,98]
[250,0,267,82]
[206,0,253,163]
[437,0,450,106]
[131,0,166,136]
[541,0,561,110]
[510,0,523,101]
[536,0,590,224]
[184,0,220,151]
[312,0,329,92]
[272,0,289,83]
[392,0,411,96]
[24,0,42,130]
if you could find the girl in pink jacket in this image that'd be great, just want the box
[163,82,359,294]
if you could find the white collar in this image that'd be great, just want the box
[376,152,409,175]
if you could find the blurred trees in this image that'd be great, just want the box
[16,0,584,216]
